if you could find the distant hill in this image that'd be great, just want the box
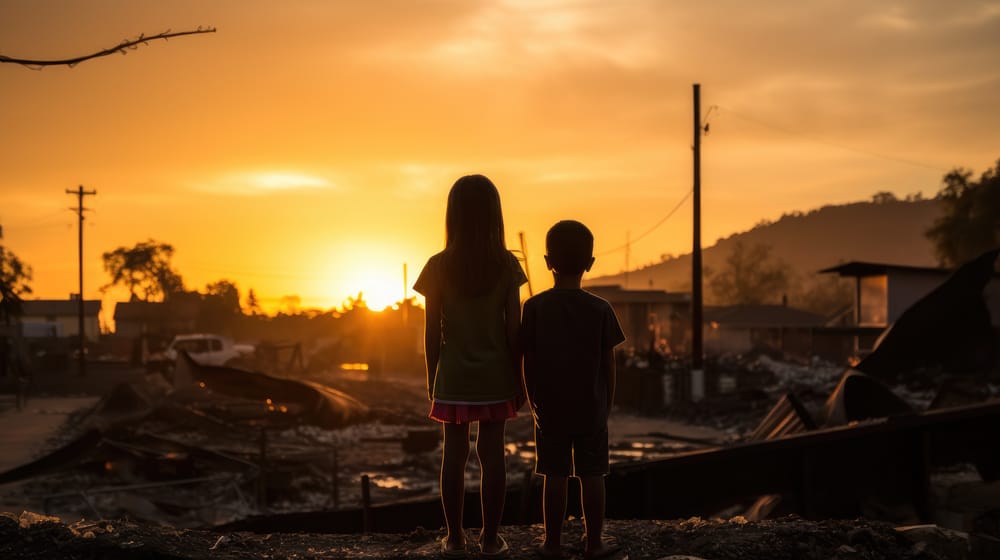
[585,198,944,297]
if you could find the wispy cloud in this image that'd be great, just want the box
[192,171,334,196]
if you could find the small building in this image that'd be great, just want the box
[112,299,200,338]
[584,285,690,357]
[703,304,825,359]
[819,262,951,328]
[20,297,101,341]
[819,259,1000,355]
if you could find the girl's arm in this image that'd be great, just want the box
[505,284,525,408]
[423,294,442,400]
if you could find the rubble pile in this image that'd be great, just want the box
[0,364,452,528]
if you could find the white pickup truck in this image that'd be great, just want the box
[149,334,255,373]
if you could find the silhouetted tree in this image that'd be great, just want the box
[795,275,853,318]
[339,292,368,313]
[197,280,242,333]
[204,280,241,314]
[926,160,1000,267]
[102,239,184,301]
[709,241,791,305]
[871,191,898,204]
[245,288,262,316]
[0,242,32,325]
[278,295,302,316]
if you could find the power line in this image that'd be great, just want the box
[717,105,949,172]
[1,209,71,231]
[595,188,693,256]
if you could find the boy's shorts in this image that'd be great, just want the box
[534,425,609,477]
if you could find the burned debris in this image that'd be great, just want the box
[0,354,439,528]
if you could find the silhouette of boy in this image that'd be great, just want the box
[522,220,625,559]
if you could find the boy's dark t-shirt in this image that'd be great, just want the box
[522,288,625,434]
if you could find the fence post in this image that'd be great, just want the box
[361,474,372,533]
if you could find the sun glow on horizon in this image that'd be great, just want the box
[342,269,406,311]
[315,242,410,312]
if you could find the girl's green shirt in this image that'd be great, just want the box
[414,251,527,403]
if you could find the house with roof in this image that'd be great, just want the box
[819,258,1000,355]
[20,297,101,341]
[703,303,826,359]
[584,285,690,357]
[820,262,952,328]
[112,298,200,338]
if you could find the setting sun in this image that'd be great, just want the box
[344,266,406,311]
[312,240,411,311]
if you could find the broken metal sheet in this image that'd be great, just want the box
[747,392,816,441]
[101,432,260,477]
[857,248,999,380]
[743,370,912,520]
[747,368,911,443]
[819,370,913,427]
[174,351,371,429]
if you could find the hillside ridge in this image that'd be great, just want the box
[586,198,943,294]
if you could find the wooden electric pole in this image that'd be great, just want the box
[518,231,534,297]
[402,262,409,326]
[691,84,704,401]
[67,186,96,377]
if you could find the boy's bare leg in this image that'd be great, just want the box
[580,475,615,558]
[476,420,507,554]
[542,475,568,554]
[441,423,471,551]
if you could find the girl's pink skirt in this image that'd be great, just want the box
[430,399,518,424]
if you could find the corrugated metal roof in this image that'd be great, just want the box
[818,261,949,277]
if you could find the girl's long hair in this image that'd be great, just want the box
[442,174,510,296]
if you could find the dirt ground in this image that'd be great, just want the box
[1,361,995,559]
[1,511,963,560]
[0,366,732,527]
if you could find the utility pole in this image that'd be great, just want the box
[402,262,409,327]
[518,231,534,297]
[67,186,96,377]
[691,84,704,401]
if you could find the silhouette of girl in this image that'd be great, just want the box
[414,174,526,558]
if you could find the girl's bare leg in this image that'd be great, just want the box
[442,422,471,550]
[476,420,507,553]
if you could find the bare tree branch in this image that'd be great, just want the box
[0,27,217,68]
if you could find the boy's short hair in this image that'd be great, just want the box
[546,220,594,275]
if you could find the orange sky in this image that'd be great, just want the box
[2,1,998,326]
